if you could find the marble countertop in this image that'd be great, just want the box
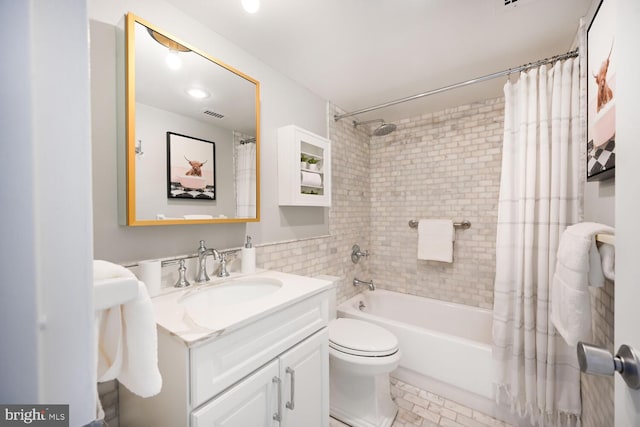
[151,270,333,346]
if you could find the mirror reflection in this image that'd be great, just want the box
[125,13,260,225]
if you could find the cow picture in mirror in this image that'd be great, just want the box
[167,132,216,200]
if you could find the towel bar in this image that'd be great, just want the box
[595,233,615,245]
[408,219,471,230]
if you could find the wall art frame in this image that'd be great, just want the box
[586,0,616,181]
[166,132,216,200]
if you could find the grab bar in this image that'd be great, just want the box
[408,219,471,230]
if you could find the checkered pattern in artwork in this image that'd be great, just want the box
[169,182,215,199]
[587,137,615,177]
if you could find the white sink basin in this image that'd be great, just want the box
[181,277,283,318]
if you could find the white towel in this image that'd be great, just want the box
[550,222,615,346]
[94,260,162,397]
[183,214,213,220]
[417,219,454,263]
[301,171,322,187]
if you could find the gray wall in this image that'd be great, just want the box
[90,0,328,263]
[584,179,615,226]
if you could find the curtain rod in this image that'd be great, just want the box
[334,48,579,121]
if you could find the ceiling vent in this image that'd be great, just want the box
[504,0,519,5]
[203,110,224,119]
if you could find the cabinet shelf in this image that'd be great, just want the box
[301,151,323,160]
[301,168,323,174]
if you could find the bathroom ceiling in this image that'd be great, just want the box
[167,0,594,123]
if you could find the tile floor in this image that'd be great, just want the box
[329,377,513,427]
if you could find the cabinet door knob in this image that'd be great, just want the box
[577,342,640,389]
[285,367,296,410]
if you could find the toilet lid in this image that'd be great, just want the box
[329,318,399,357]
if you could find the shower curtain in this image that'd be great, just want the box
[492,57,584,426]
[235,142,256,218]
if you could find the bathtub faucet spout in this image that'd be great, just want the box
[353,278,375,291]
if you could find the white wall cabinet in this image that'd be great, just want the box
[119,290,329,427]
[278,125,332,207]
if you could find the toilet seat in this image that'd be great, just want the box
[329,318,399,357]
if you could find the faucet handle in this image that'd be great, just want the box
[216,250,239,277]
[215,253,230,278]
[174,259,191,288]
[351,244,370,264]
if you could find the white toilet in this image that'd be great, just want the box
[329,317,401,427]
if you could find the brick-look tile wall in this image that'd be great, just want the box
[367,98,504,309]
[581,279,614,427]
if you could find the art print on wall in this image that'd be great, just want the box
[166,132,216,200]
[587,0,616,181]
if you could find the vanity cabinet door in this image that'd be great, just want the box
[279,328,329,427]
[191,359,279,427]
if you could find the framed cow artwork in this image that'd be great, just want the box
[166,132,216,200]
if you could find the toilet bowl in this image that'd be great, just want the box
[329,317,401,427]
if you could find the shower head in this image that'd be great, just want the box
[353,119,397,136]
[373,123,397,136]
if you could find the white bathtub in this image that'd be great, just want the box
[337,290,494,402]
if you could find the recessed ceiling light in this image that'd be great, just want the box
[241,0,260,14]
[186,88,211,99]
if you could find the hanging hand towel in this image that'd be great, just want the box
[417,219,454,262]
[550,222,615,347]
[94,260,162,398]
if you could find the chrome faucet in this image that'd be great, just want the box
[196,240,220,283]
[353,278,375,291]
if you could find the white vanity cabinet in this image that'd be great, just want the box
[278,125,332,207]
[192,329,328,426]
[119,287,330,427]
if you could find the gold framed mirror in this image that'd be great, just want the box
[124,13,260,226]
